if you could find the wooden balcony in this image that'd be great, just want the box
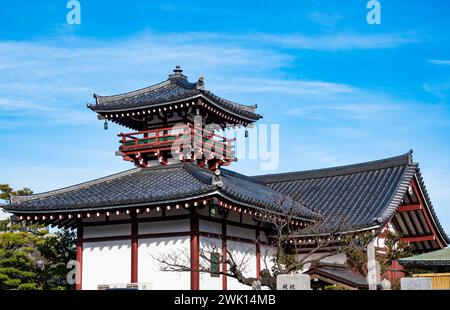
[117,124,235,167]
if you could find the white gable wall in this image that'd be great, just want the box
[138,236,191,290]
[80,216,267,290]
[83,240,131,290]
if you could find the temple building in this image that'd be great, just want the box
[5,66,449,290]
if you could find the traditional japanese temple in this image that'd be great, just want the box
[5,66,449,290]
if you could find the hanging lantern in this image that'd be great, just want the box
[209,205,217,217]
[245,128,249,138]
[104,119,108,130]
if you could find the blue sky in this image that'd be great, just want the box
[1,0,450,232]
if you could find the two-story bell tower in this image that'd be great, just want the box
[88,66,262,170]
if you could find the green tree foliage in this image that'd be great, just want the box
[342,231,415,276]
[0,230,76,290]
[38,229,76,290]
[1,184,76,289]
[0,184,33,203]
[0,232,41,290]
[342,232,376,276]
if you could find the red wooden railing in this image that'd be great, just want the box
[118,124,235,159]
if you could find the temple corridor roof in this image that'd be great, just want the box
[6,163,319,222]
[254,151,449,244]
[5,151,449,245]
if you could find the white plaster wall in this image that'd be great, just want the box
[139,219,189,234]
[83,215,107,222]
[137,208,189,219]
[80,219,271,290]
[259,231,269,243]
[374,222,396,251]
[227,225,256,239]
[260,245,277,271]
[226,210,241,223]
[241,213,257,225]
[199,237,222,290]
[199,220,221,234]
[227,240,257,290]
[138,237,190,290]
[83,240,131,290]
[83,224,131,238]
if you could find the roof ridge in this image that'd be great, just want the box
[93,79,172,104]
[220,168,266,185]
[254,151,415,183]
[201,90,258,113]
[182,163,214,185]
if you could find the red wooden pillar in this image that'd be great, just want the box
[131,213,138,283]
[75,220,83,290]
[221,221,227,290]
[255,227,261,279]
[190,212,200,290]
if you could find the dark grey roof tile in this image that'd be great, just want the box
[254,151,448,242]
[88,74,261,121]
[5,163,319,221]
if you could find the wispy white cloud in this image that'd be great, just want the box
[254,32,419,50]
[292,145,348,167]
[0,33,292,127]
[428,59,450,66]
[289,102,405,120]
[214,78,355,96]
[423,82,450,102]
[0,98,54,111]
[307,11,343,27]
[0,30,416,128]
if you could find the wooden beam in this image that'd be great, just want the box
[221,220,227,291]
[398,204,421,212]
[401,235,435,243]
[410,180,445,248]
[190,211,200,290]
[75,220,83,290]
[256,227,261,280]
[58,218,75,228]
[131,213,138,284]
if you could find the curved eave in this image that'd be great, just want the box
[88,93,262,123]
[413,172,450,245]
[7,190,317,223]
[93,79,174,104]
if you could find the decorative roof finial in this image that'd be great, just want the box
[212,169,223,187]
[196,76,205,90]
[173,65,183,75]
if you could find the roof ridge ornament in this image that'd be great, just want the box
[168,65,187,80]
[196,76,205,90]
[173,65,183,75]
[407,149,414,164]
[212,169,223,187]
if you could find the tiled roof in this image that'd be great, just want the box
[88,68,261,121]
[5,163,319,221]
[305,263,369,289]
[254,151,449,241]
[399,248,450,267]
